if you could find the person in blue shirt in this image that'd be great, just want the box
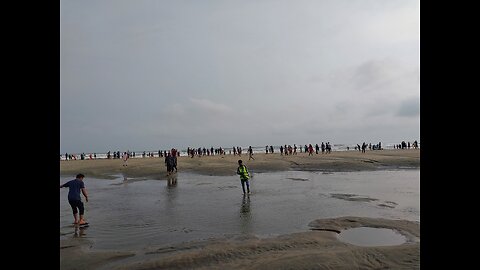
[60,173,89,225]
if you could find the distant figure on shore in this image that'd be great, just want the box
[248,146,255,160]
[172,148,178,172]
[60,173,89,225]
[123,152,129,167]
[237,160,251,194]
[326,142,332,153]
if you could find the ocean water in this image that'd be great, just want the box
[60,169,419,251]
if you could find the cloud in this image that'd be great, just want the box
[349,60,398,92]
[327,58,413,95]
[161,103,186,116]
[189,98,233,114]
[317,59,418,121]
[60,0,420,153]
[154,98,236,136]
[397,97,420,117]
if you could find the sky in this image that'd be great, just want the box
[60,0,419,154]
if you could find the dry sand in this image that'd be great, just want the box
[60,149,420,269]
[60,149,419,179]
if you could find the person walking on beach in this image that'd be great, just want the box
[60,173,89,225]
[165,153,174,176]
[123,151,129,166]
[172,148,178,172]
[237,160,251,194]
[248,146,255,160]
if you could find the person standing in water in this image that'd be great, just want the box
[60,173,89,225]
[237,160,251,194]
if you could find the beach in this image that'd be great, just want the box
[60,149,420,269]
[60,149,420,179]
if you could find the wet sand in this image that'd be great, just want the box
[61,216,419,270]
[60,149,420,269]
[60,149,419,179]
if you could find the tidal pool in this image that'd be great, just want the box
[60,169,419,251]
[337,227,407,246]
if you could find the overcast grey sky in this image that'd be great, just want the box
[60,0,419,153]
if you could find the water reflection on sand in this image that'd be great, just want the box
[60,170,419,251]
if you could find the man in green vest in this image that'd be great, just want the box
[237,160,251,194]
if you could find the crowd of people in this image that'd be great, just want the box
[60,140,419,161]
[393,140,419,149]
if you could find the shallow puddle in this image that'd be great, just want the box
[337,227,407,246]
